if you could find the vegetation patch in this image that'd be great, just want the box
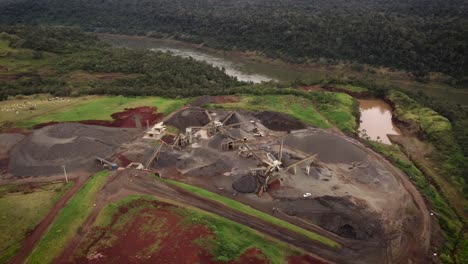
[386,90,466,216]
[0,25,241,101]
[161,178,340,248]
[28,171,110,264]
[365,140,465,264]
[0,182,71,263]
[311,91,359,134]
[0,95,186,129]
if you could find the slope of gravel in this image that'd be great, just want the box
[0,133,25,155]
[9,123,138,177]
[284,131,367,163]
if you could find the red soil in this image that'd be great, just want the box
[70,200,216,264]
[236,248,269,264]
[267,179,281,191]
[116,153,132,167]
[0,156,9,174]
[33,107,163,129]
[288,254,327,264]
[68,200,270,264]
[0,127,31,135]
[212,95,240,103]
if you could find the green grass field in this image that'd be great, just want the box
[0,95,187,129]
[334,84,369,93]
[27,171,110,264]
[0,182,71,263]
[204,95,331,129]
[311,91,359,134]
[386,90,465,214]
[87,195,305,263]
[161,178,340,248]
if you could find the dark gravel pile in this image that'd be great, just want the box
[254,111,305,131]
[284,131,367,163]
[187,158,232,177]
[232,175,258,193]
[164,107,210,131]
[0,133,25,155]
[8,123,137,177]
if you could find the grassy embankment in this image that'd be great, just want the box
[87,194,308,263]
[0,182,71,263]
[204,95,330,129]
[160,178,339,248]
[0,95,187,129]
[27,171,110,264]
[332,84,369,93]
[310,91,359,134]
[365,140,466,263]
[386,90,466,216]
[203,92,359,135]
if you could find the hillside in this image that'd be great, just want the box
[0,0,467,82]
[0,25,241,100]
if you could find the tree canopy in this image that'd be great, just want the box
[1,0,467,82]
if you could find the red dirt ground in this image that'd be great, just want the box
[212,96,240,104]
[288,254,327,264]
[0,127,31,135]
[267,179,281,191]
[67,200,272,264]
[116,153,132,167]
[236,248,268,264]
[33,107,163,129]
[69,200,215,264]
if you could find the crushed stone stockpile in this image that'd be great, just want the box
[279,196,383,240]
[254,111,306,131]
[9,123,138,177]
[164,107,210,131]
[0,133,25,155]
[232,175,258,193]
[284,131,367,163]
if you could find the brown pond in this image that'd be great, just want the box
[358,99,401,144]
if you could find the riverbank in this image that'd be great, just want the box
[99,34,468,105]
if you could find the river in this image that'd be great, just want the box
[99,34,277,83]
[99,34,468,105]
[358,99,401,144]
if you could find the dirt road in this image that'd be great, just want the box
[9,173,90,264]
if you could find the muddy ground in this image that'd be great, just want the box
[33,107,163,129]
[66,199,282,264]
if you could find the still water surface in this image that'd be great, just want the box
[99,34,275,83]
[359,99,400,144]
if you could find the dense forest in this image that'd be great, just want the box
[0,0,467,83]
[0,25,241,100]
